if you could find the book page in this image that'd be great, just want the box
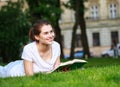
[72,59,87,63]
[60,59,86,67]
[59,60,73,66]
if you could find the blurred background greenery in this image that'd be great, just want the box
[0,0,63,63]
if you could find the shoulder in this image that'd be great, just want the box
[21,42,36,61]
[52,41,61,52]
[23,41,36,50]
[52,41,61,56]
[52,41,60,47]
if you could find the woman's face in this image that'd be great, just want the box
[36,24,55,45]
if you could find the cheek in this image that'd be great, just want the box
[39,34,45,40]
[41,35,47,39]
[53,33,55,37]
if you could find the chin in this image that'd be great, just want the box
[46,41,53,45]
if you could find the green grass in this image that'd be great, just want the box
[0,57,120,87]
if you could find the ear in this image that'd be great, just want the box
[34,35,40,41]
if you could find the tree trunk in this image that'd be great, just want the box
[76,0,90,58]
[70,22,78,59]
[54,23,64,59]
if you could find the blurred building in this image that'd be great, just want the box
[60,0,120,51]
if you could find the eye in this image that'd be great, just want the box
[44,32,48,35]
[50,30,54,33]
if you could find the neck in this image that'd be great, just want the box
[37,42,51,52]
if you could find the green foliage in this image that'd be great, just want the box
[0,0,30,62]
[26,0,62,26]
[0,58,120,87]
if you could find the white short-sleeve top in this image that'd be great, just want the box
[21,41,61,73]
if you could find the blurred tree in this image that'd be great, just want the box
[0,0,30,63]
[63,0,90,59]
[26,0,64,58]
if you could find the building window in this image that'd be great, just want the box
[90,5,99,19]
[92,32,100,46]
[111,31,119,45]
[109,3,118,19]
[75,34,82,47]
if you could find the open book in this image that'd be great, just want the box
[50,59,87,73]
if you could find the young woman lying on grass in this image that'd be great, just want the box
[0,20,61,78]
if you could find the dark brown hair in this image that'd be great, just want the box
[29,20,51,42]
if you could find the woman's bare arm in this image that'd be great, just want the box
[23,59,33,76]
[54,56,60,69]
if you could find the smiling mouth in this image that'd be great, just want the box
[47,38,54,41]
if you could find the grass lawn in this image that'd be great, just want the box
[0,57,120,87]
